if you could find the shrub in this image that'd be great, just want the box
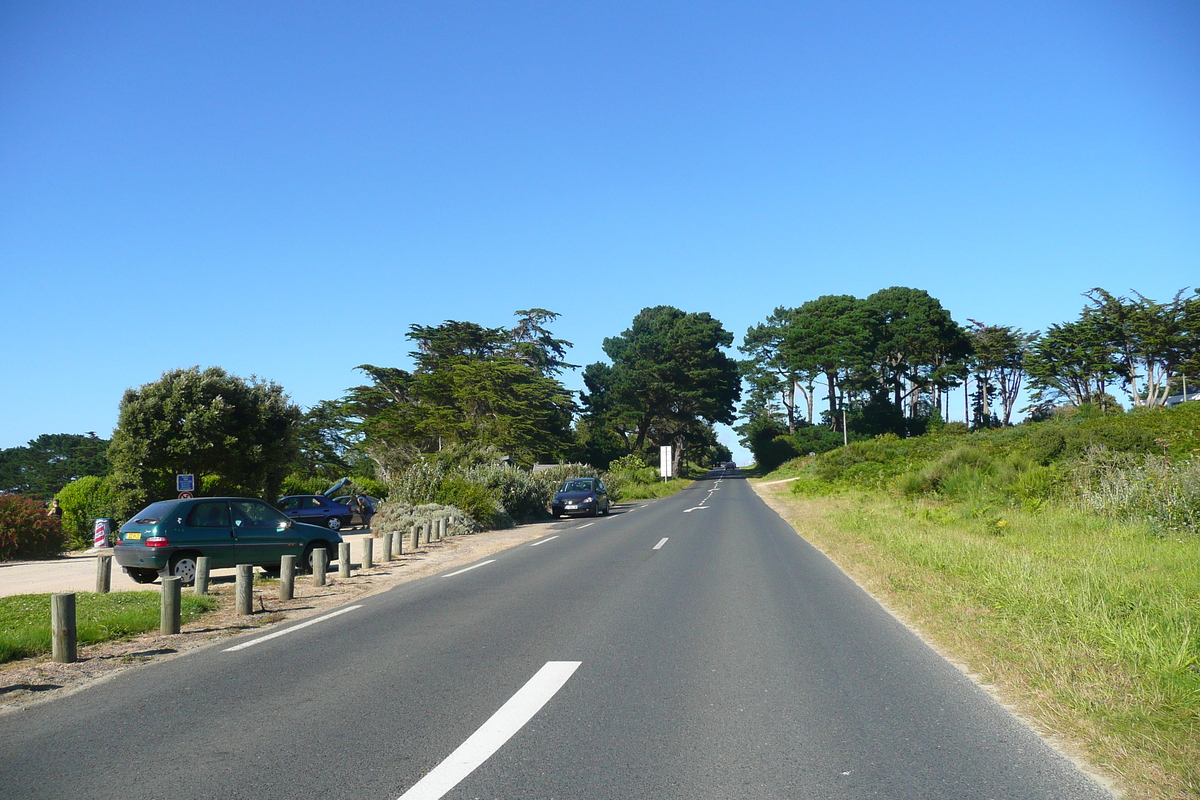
[465,464,548,523]
[0,495,66,560]
[55,476,119,550]
[279,474,333,497]
[434,478,505,528]
[370,501,479,537]
[1074,452,1200,535]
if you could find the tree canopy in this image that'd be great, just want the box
[581,306,740,472]
[346,310,576,474]
[107,367,301,517]
[0,433,110,496]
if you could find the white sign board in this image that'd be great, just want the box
[659,446,673,479]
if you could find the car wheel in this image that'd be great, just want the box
[326,516,342,531]
[301,542,332,573]
[168,553,199,586]
[589,504,599,517]
[127,568,159,584]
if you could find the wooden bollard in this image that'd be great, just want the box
[161,577,181,634]
[409,522,418,552]
[363,537,373,570]
[95,552,112,593]
[339,542,351,578]
[51,592,76,663]
[195,556,210,595]
[382,533,393,563]
[280,555,295,601]
[235,565,253,615]
[313,547,327,586]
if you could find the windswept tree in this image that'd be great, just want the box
[781,295,877,431]
[1084,288,1190,408]
[967,320,1036,426]
[347,311,576,474]
[107,367,301,518]
[740,307,817,430]
[1026,319,1119,408]
[581,306,740,475]
[864,287,971,420]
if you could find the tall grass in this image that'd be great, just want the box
[0,591,219,664]
[765,489,1200,798]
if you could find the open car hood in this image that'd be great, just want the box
[322,477,350,497]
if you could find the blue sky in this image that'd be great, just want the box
[2,1,1198,463]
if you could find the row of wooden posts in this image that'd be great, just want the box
[50,515,458,664]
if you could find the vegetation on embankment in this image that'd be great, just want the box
[758,401,1200,799]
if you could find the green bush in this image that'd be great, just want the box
[1074,452,1200,535]
[279,474,334,497]
[434,477,504,528]
[55,475,119,550]
[466,464,548,523]
[0,495,66,560]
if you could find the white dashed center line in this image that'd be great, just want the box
[653,537,669,550]
[442,559,496,578]
[529,535,559,546]
[223,605,363,652]
[396,661,582,800]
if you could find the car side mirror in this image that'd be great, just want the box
[278,519,293,530]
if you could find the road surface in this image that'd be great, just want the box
[1,471,1112,799]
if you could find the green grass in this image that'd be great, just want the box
[616,477,692,501]
[0,591,219,664]
[764,487,1200,799]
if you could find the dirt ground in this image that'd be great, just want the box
[0,522,557,716]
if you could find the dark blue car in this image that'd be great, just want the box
[551,477,610,518]
[276,494,354,531]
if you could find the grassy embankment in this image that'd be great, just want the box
[758,403,1200,799]
[0,592,218,664]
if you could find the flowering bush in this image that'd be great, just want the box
[0,495,66,561]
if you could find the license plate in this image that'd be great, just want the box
[125,532,141,540]
[566,504,578,510]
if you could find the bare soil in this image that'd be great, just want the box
[0,523,555,715]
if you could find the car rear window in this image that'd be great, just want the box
[129,501,178,525]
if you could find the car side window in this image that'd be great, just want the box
[186,502,230,528]
[307,497,323,508]
[232,500,288,529]
[278,498,298,511]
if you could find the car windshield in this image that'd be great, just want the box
[560,480,594,493]
[129,500,177,525]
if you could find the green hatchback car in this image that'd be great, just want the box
[113,497,342,585]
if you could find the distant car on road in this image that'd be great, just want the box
[551,477,610,518]
[113,497,341,585]
[276,494,354,531]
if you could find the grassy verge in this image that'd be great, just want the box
[0,591,219,664]
[617,477,692,502]
[758,483,1200,799]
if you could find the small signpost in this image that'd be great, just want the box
[177,474,195,499]
[659,445,673,481]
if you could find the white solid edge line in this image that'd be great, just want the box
[442,559,496,578]
[577,522,594,529]
[653,537,669,550]
[397,661,582,800]
[223,605,363,652]
[529,535,559,547]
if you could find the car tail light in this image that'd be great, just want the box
[145,536,169,547]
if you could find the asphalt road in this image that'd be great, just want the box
[1,471,1113,799]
